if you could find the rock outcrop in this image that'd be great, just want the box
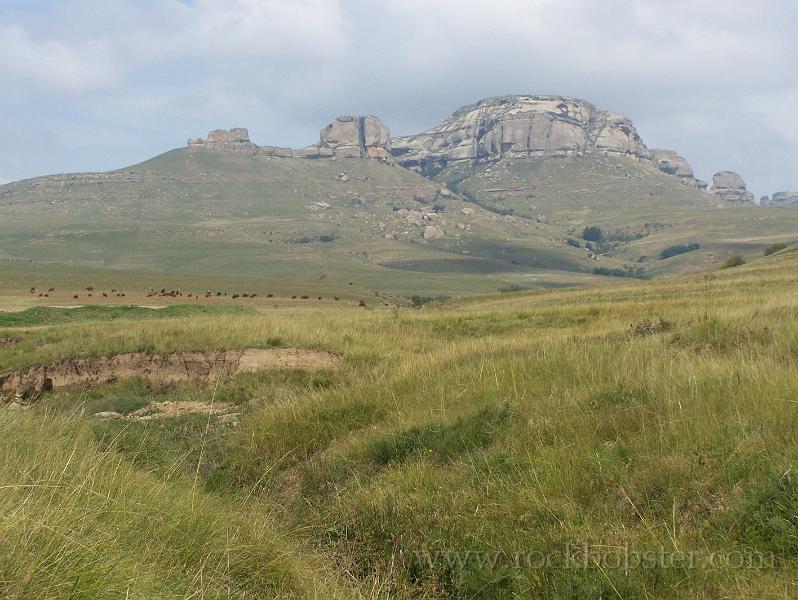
[188,128,257,153]
[391,96,652,170]
[761,191,798,207]
[302,115,392,160]
[650,149,706,189]
[710,171,754,204]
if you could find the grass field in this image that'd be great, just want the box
[1,246,797,598]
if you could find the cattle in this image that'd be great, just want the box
[292,295,297,300]
[334,296,340,301]
[301,295,309,300]
[38,293,43,297]
[232,294,240,299]
[160,289,166,294]
[73,295,79,299]
[318,296,323,300]
[121,293,126,297]
[29,288,35,294]
[266,293,273,298]
[112,289,117,292]
[242,293,249,298]
[48,288,55,292]
[86,287,94,291]
[358,299,367,308]
[87,293,92,297]
[102,292,108,297]
[44,294,49,297]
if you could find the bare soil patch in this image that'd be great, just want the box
[1,348,338,403]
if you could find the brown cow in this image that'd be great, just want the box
[301,295,309,300]
[358,299,366,308]
[73,295,79,299]
[334,296,340,301]
[102,292,108,297]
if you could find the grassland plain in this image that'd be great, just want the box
[0,247,797,598]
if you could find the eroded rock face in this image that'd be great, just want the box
[710,171,754,204]
[761,191,798,207]
[650,148,705,188]
[391,96,652,170]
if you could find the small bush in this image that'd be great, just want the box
[764,243,787,256]
[660,243,700,259]
[593,266,649,279]
[582,226,605,243]
[721,255,746,269]
[566,238,581,248]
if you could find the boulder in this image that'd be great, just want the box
[710,171,755,204]
[423,225,445,240]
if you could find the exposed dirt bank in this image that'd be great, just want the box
[0,348,338,403]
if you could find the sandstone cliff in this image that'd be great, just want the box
[390,96,651,166]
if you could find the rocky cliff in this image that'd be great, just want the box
[390,96,651,168]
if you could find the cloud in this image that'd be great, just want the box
[0,0,796,195]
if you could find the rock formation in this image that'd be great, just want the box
[188,128,257,153]
[650,149,706,189]
[709,171,754,204]
[302,115,392,160]
[390,96,652,170]
[761,191,798,207]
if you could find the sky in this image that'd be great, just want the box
[1,0,796,199]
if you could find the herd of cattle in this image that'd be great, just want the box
[28,286,370,307]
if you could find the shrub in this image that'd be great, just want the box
[764,243,787,256]
[659,243,700,259]
[566,238,581,248]
[593,266,649,279]
[582,226,605,243]
[721,255,746,269]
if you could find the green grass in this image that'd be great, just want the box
[1,249,798,597]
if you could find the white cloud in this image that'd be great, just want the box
[0,0,796,194]
[0,25,121,95]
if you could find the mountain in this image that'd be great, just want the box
[1,95,796,294]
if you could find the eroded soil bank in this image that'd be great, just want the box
[0,348,338,403]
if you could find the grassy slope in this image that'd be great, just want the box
[1,247,797,597]
[436,156,798,275]
[0,149,605,295]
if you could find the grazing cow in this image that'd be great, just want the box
[48,288,55,292]
[102,292,108,297]
[87,293,92,297]
[38,293,43,297]
[318,296,323,300]
[86,287,94,291]
[301,295,309,300]
[232,294,240,299]
[334,296,340,301]
[292,295,297,300]
[358,299,366,308]
[112,289,117,292]
[267,293,273,298]
[251,293,257,298]
[29,288,35,294]
[216,292,222,296]
[121,293,126,297]
[242,293,249,298]
[44,294,49,298]
[160,289,166,294]
[73,295,79,299]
